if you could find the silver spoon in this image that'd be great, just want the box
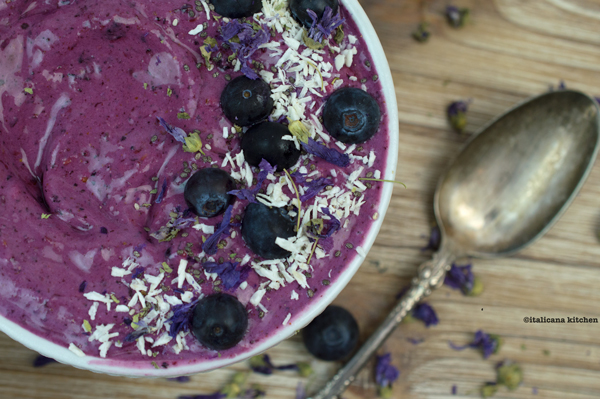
[309,89,600,399]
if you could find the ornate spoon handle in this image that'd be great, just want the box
[308,249,454,399]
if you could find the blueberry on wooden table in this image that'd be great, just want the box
[289,0,339,28]
[323,87,381,144]
[220,76,274,127]
[192,293,248,350]
[240,122,301,171]
[184,168,236,218]
[241,202,296,260]
[302,305,359,361]
[209,0,262,19]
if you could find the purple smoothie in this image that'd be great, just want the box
[0,0,390,367]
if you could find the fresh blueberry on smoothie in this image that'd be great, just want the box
[220,76,274,127]
[241,122,301,171]
[184,169,236,218]
[242,202,297,259]
[323,87,381,144]
[209,0,263,18]
[192,293,249,350]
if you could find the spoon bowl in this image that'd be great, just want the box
[311,89,600,399]
[437,90,600,257]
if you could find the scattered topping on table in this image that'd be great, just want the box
[481,382,498,398]
[422,225,441,251]
[445,6,470,28]
[411,302,439,327]
[220,76,274,126]
[33,355,57,367]
[448,330,502,359]
[296,382,307,399]
[323,87,381,144]
[302,305,359,361]
[191,293,248,350]
[496,360,523,390]
[412,22,431,42]
[447,100,470,133]
[184,169,236,218]
[375,352,400,399]
[444,262,483,296]
[167,376,191,383]
[249,354,300,375]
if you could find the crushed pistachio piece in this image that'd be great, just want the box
[41,213,51,219]
[24,87,33,95]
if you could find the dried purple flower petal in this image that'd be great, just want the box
[167,298,199,338]
[157,117,187,143]
[296,382,306,399]
[221,20,269,80]
[451,384,457,395]
[131,266,145,280]
[155,178,168,204]
[124,326,148,342]
[250,354,300,375]
[421,225,441,252]
[445,6,469,28]
[167,376,191,383]
[318,207,341,238]
[301,138,350,167]
[308,7,345,43]
[375,353,400,388]
[229,159,275,202]
[412,302,439,327]
[202,205,233,255]
[178,393,226,399]
[407,337,424,345]
[300,177,333,202]
[100,227,108,234]
[240,388,266,399]
[33,355,57,367]
[78,280,87,293]
[444,262,474,294]
[448,330,501,359]
[447,100,470,133]
[203,261,247,290]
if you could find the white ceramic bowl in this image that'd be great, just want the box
[0,0,398,377]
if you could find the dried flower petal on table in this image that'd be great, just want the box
[421,225,441,252]
[445,6,470,28]
[412,302,439,327]
[33,355,57,367]
[375,353,400,398]
[412,22,430,42]
[447,100,470,133]
[448,330,502,359]
[444,262,483,296]
[168,376,191,383]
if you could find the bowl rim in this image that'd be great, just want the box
[0,0,399,377]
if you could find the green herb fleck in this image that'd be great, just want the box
[167,87,173,97]
[302,29,325,50]
[24,88,33,95]
[334,25,344,44]
[177,112,190,119]
[151,361,159,369]
[82,319,92,333]
[41,213,51,219]
[110,294,120,303]
[144,82,148,90]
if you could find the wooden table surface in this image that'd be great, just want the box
[3,0,600,398]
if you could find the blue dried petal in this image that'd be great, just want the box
[421,225,441,252]
[470,330,499,359]
[157,117,186,143]
[124,327,148,342]
[202,205,234,255]
[133,243,147,253]
[308,6,345,42]
[444,262,474,294]
[301,138,350,167]
[412,302,439,327]
[447,101,469,117]
[317,207,340,238]
[375,353,400,388]
[296,382,306,399]
[131,266,145,280]
[452,384,457,395]
[155,178,168,204]
[167,299,199,338]
[240,388,266,399]
[167,376,191,383]
[221,21,269,80]
[241,61,260,80]
[300,177,333,202]
[78,280,87,293]
[229,159,275,202]
[33,355,57,367]
[178,393,226,399]
[203,261,243,290]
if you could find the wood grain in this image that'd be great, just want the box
[3,0,600,398]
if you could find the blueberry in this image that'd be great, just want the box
[191,293,248,351]
[209,0,262,19]
[184,168,235,218]
[289,0,339,28]
[220,76,273,127]
[242,202,296,259]
[241,122,301,171]
[302,305,359,361]
[323,87,381,144]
